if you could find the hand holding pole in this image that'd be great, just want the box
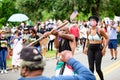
[26,21,69,47]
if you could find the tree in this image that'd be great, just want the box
[0,0,17,28]
[109,0,120,16]
[86,0,101,17]
[0,0,120,27]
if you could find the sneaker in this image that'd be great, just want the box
[114,57,117,60]
[1,70,4,74]
[111,57,114,60]
[4,70,8,73]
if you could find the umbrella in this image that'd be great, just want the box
[8,13,29,22]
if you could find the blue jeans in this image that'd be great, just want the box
[36,46,41,52]
[0,52,2,69]
[0,48,7,70]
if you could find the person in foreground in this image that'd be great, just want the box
[18,47,96,80]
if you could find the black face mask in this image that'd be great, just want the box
[18,32,21,36]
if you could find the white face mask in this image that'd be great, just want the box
[1,34,5,38]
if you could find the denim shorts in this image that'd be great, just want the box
[108,39,117,49]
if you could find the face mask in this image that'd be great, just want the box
[1,34,5,38]
[90,21,97,27]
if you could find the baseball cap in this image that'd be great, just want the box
[20,47,46,68]
[20,47,42,62]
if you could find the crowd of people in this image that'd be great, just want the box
[0,16,120,80]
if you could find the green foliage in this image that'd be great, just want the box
[41,10,53,21]
[0,17,6,28]
[109,0,120,16]
[0,0,17,28]
[78,12,92,21]
[0,0,120,26]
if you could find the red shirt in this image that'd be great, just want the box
[69,25,79,37]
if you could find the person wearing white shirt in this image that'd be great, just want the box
[107,20,118,60]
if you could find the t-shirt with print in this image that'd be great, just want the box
[0,38,8,50]
[28,35,40,47]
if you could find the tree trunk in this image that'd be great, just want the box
[91,0,101,17]
[91,7,99,16]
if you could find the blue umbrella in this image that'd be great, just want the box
[8,13,29,22]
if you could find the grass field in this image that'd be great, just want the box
[6,50,56,67]
[45,50,56,58]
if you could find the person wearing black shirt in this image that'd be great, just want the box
[0,32,8,73]
[29,28,42,53]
